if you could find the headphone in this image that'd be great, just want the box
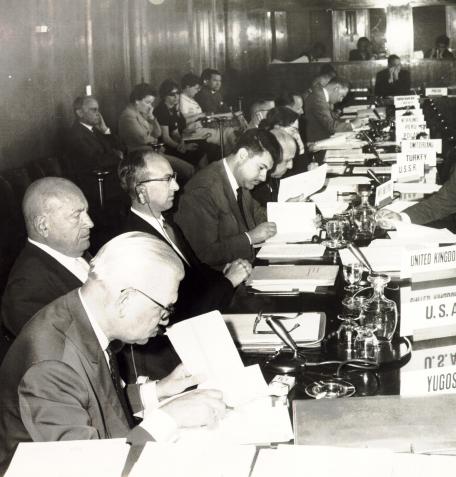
[134,184,149,205]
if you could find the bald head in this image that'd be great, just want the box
[23,177,93,257]
[270,129,296,179]
[83,232,184,343]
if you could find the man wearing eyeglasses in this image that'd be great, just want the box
[118,151,251,355]
[175,128,280,269]
[0,232,227,473]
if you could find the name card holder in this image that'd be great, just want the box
[391,152,426,182]
[374,179,394,207]
[425,87,448,97]
[394,95,420,109]
[401,139,442,154]
[401,245,456,282]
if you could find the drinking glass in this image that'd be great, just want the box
[324,218,344,249]
[342,262,363,293]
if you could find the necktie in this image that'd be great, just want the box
[237,187,248,228]
[106,342,135,428]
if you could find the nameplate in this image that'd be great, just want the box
[396,115,426,127]
[401,138,442,154]
[401,245,456,281]
[396,127,430,141]
[425,87,448,97]
[401,342,456,396]
[400,280,456,337]
[374,179,394,207]
[394,95,420,108]
[395,109,423,121]
[391,152,426,182]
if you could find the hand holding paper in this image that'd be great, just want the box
[278,164,327,202]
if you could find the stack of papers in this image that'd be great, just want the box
[247,265,339,292]
[394,183,441,194]
[312,132,366,151]
[223,312,325,351]
[325,175,371,193]
[310,188,349,218]
[257,243,326,260]
[266,202,317,243]
[277,164,327,201]
[389,222,456,244]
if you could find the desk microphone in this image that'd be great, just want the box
[265,316,304,374]
[366,169,382,185]
[347,243,374,274]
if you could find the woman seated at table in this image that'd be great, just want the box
[154,78,207,168]
[179,73,237,157]
[118,82,194,182]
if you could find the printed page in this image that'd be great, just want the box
[266,202,317,242]
[277,164,327,202]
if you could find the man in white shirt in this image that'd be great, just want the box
[1,177,94,337]
[0,232,226,473]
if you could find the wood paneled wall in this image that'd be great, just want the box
[0,0,226,171]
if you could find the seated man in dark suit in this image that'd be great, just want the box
[174,129,280,269]
[304,77,362,144]
[349,37,374,61]
[377,166,456,228]
[65,95,124,206]
[0,232,226,473]
[374,55,411,97]
[117,150,251,380]
[1,177,94,338]
[118,150,251,320]
[194,68,230,115]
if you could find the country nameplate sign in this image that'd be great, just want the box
[425,87,448,97]
[391,152,425,182]
[401,343,456,396]
[401,245,456,282]
[396,128,430,142]
[394,95,420,108]
[401,138,442,154]
[374,179,394,207]
[396,115,426,127]
[395,109,424,121]
[400,279,456,337]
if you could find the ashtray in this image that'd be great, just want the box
[305,379,356,399]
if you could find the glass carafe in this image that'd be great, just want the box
[353,190,376,243]
[361,273,398,341]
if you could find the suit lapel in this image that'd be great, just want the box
[62,291,131,432]
[217,162,248,233]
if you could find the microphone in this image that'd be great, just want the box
[265,316,299,359]
[347,243,374,274]
[366,169,382,185]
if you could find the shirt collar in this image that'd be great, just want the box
[131,207,165,232]
[78,288,110,353]
[322,87,329,103]
[222,158,240,198]
[80,122,94,132]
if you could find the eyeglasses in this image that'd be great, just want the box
[168,91,179,96]
[122,287,175,320]
[137,172,177,186]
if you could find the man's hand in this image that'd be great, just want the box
[223,259,252,287]
[247,222,277,244]
[160,389,226,428]
[375,209,402,229]
[156,364,203,400]
[96,113,109,134]
[286,193,308,202]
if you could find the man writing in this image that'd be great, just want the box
[0,232,226,473]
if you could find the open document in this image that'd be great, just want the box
[257,243,326,260]
[277,164,327,202]
[266,202,317,242]
[165,311,293,444]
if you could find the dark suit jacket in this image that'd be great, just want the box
[119,211,234,381]
[123,211,234,320]
[374,69,411,97]
[404,166,456,224]
[194,87,230,115]
[304,85,352,143]
[349,50,373,61]
[0,290,148,473]
[251,178,279,208]
[1,242,84,337]
[174,161,266,269]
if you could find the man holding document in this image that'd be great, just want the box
[0,232,226,473]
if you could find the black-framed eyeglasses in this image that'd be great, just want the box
[136,172,177,187]
[121,287,175,319]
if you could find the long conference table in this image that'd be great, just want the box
[223,93,456,452]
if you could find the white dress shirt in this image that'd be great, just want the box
[28,238,90,283]
[130,207,189,265]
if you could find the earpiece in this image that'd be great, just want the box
[135,184,149,205]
